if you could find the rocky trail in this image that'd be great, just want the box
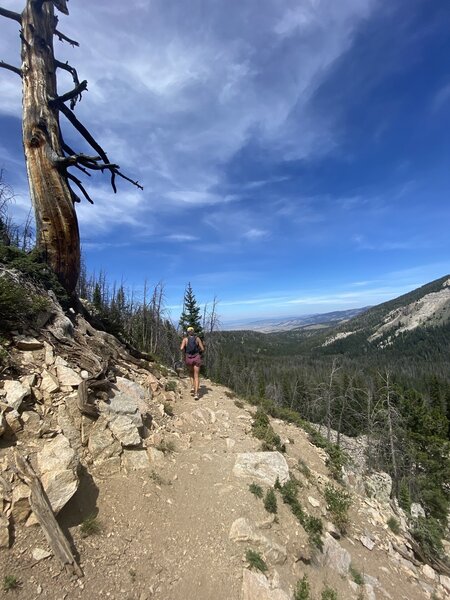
[1,305,449,599]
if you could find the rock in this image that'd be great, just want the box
[308,496,320,508]
[91,457,121,479]
[364,472,392,504]
[43,342,55,366]
[32,548,52,561]
[226,438,236,451]
[108,414,142,447]
[3,379,31,410]
[11,483,31,523]
[122,449,150,471]
[362,584,376,600]
[229,518,287,565]
[56,365,82,387]
[147,447,165,464]
[410,502,426,519]
[57,404,82,451]
[0,514,10,548]
[325,521,341,539]
[0,412,6,437]
[14,335,44,350]
[422,564,436,580]
[440,575,450,593]
[80,370,89,380]
[360,535,375,550]
[40,370,59,394]
[114,377,151,411]
[88,416,122,462]
[37,434,79,514]
[316,533,351,576]
[4,409,22,434]
[46,307,74,341]
[241,569,290,600]
[100,395,143,429]
[21,411,41,436]
[233,452,289,486]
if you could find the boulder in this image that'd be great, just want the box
[57,404,82,452]
[43,342,55,367]
[229,518,287,565]
[108,414,142,447]
[11,483,31,523]
[241,570,290,600]
[364,472,392,504]
[233,452,289,486]
[88,416,122,462]
[37,434,79,514]
[122,449,150,471]
[410,502,426,519]
[440,575,450,594]
[40,370,60,394]
[315,533,351,576]
[0,514,10,548]
[4,409,22,435]
[14,336,44,351]
[3,379,31,410]
[56,365,82,387]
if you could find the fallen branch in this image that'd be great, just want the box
[14,450,83,578]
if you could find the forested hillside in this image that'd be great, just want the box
[206,281,450,560]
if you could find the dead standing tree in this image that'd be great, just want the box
[0,1,142,292]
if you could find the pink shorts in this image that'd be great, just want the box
[185,353,202,367]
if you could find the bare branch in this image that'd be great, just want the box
[54,29,79,47]
[66,173,94,204]
[0,60,22,76]
[49,79,87,110]
[51,0,69,16]
[58,103,143,192]
[0,7,22,23]
[55,60,80,87]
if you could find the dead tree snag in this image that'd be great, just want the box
[0,1,142,293]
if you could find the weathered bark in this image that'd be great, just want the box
[21,1,80,293]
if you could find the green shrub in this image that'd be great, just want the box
[321,587,338,600]
[387,516,400,535]
[264,488,277,514]
[294,575,311,600]
[165,380,177,392]
[324,484,352,534]
[163,403,174,416]
[251,408,285,452]
[80,514,101,537]
[245,549,267,572]
[411,516,445,563]
[0,274,50,333]
[249,483,264,499]
[398,479,412,513]
[3,575,19,592]
[349,564,364,585]
[297,459,311,479]
[280,479,323,549]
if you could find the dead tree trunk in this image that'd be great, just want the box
[0,1,143,294]
[21,1,80,292]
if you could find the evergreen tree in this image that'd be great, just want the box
[179,283,202,334]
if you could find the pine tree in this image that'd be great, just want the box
[179,283,202,335]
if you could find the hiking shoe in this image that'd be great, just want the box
[194,394,199,401]
[190,388,195,395]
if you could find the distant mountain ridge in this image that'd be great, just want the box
[222,307,369,332]
[321,274,450,352]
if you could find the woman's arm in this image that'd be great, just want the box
[197,337,205,352]
[180,337,187,351]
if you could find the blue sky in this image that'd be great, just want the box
[1,0,449,323]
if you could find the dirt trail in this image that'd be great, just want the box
[1,375,438,599]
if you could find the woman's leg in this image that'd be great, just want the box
[188,364,195,392]
[193,365,201,396]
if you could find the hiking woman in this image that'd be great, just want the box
[180,326,205,400]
